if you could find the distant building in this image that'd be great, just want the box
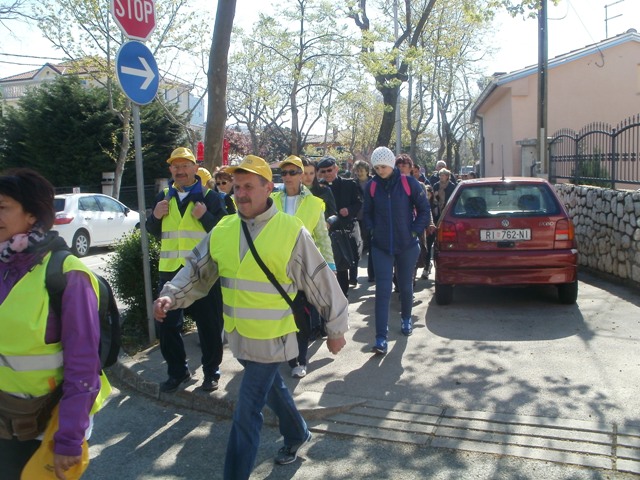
[471,29,640,178]
[0,58,204,134]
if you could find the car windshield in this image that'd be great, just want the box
[450,184,561,218]
[53,198,66,213]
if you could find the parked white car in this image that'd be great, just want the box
[53,193,141,257]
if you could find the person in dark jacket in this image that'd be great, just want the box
[364,147,430,355]
[433,168,456,222]
[317,156,362,297]
[301,157,337,222]
[352,159,374,282]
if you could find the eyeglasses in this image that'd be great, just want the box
[281,170,301,177]
[216,181,228,186]
[318,168,333,174]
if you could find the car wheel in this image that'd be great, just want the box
[435,283,453,305]
[557,281,578,304]
[72,230,90,257]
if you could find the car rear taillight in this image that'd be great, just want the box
[438,221,458,243]
[554,219,575,248]
[54,214,74,225]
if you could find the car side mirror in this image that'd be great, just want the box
[124,207,130,216]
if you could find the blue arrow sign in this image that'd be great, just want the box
[115,41,159,105]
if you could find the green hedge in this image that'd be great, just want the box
[106,229,160,351]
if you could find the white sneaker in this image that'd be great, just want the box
[291,365,307,378]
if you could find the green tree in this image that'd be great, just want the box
[0,75,185,188]
[0,75,118,186]
[348,0,554,147]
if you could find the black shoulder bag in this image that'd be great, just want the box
[241,221,310,336]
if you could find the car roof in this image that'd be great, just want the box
[55,193,107,198]
[458,176,551,186]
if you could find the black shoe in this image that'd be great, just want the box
[201,377,218,392]
[159,372,191,393]
[367,276,375,282]
[349,279,358,286]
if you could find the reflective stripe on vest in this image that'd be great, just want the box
[159,191,208,272]
[0,352,64,371]
[271,191,324,233]
[219,277,297,295]
[210,212,303,340]
[0,252,111,412]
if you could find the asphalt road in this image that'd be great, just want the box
[80,248,640,478]
[86,380,636,480]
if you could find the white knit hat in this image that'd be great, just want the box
[370,146,396,169]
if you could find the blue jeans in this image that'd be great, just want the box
[224,360,308,480]
[371,243,420,341]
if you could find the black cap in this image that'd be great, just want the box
[317,156,337,168]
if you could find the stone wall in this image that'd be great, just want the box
[555,183,640,284]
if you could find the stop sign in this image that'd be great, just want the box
[111,0,156,42]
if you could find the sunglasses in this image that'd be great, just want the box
[318,168,333,174]
[281,170,301,177]
[216,181,228,186]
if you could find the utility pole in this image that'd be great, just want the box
[537,0,548,177]
[394,0,401,154]
[605,0,624,38]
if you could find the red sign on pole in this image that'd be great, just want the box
[111,0,156,42]
[222,139,230,166]
[196,141,205,162]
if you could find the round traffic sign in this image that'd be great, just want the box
[115,41,159,105]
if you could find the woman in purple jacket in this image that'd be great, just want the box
[364,147,430,355]
[0,169,106,479]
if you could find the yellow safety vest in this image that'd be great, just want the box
[271,190,325,233]
[0,252,111,413]
[210,212,302,339]
[159,188,209,272]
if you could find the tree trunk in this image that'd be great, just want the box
[113,102,132,200]
[290,79,299,155]
[376,82,399,147]
[205,0,237,171]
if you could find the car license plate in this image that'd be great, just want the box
[480,229,531,241]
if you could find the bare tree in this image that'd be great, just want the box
[0,0,36,24]
[227,0,352,159]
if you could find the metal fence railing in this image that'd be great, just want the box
[549,114,640,189]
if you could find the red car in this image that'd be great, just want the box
[434,177,578,305]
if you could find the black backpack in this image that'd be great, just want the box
[45,250,122,369]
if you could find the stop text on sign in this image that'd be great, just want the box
[113,0,153,23]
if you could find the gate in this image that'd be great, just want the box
[549,115,640,189]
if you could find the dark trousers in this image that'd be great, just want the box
[155,278,224,380]
[336,270,350,296]
[288,330,309,368]
[0,437,41,480]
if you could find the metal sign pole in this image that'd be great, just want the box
[132,103,156,343]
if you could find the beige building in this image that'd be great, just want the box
[472,29,640,178]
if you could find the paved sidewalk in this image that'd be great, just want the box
[108,268,640,476]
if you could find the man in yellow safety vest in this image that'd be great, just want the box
[153,155,348,480]
[146,147,228,393]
